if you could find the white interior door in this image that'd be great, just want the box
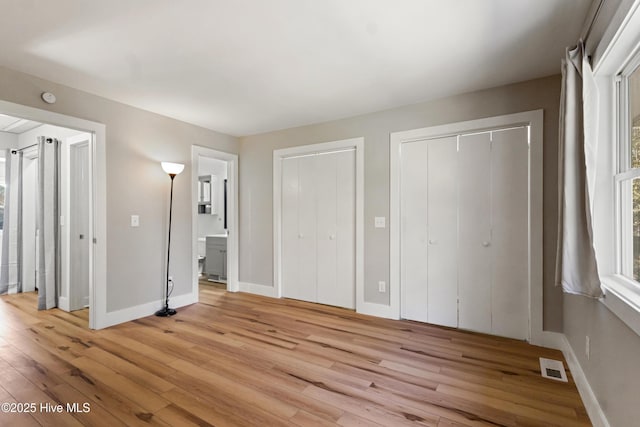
[317,150,355,309]
[297,155,318,302]
[282,157,305,301]
[282,155,317,302]
[401,136,457,325]
[458,133,492,335]
[69,139,91,310]
[426,137,458,327]
[400,140,429,322]
[400,127,529,340]
[490,128,528,340]
[281,149,355,309]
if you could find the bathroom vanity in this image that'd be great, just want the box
[205,235,227,281]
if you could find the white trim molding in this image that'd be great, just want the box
[102,292,197,329]
[239,282,279,298]
[191,145,240,300]
[0,100,107,330]
[389,110,545,343]
[558,334,611,427]
[272,137,365,311]
[601,276,640,337]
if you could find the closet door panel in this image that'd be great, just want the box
[426,137,458,327]
[332,150,356,309]
[284,155,317,302]
[491,128,529,340]
[400,140,429,322]
[458,133,492,334]
[281,158,301,300]
[316,153,338,306]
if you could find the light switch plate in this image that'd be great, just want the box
[374,216,386,228]
[131,215,140,227]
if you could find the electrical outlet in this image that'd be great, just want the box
[131,215,140,227]
[585,335,590,360]
[374,217,386,228]
[378,281,386,292]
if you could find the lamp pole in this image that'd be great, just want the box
[156,162,183,316]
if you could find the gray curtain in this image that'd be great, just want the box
[0,149,23,295]
[555,41,603,298]
[37,137,60,310]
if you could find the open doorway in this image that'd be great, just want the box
[197,156,228,290]
[191,145,239,304]
[0,113,93,325]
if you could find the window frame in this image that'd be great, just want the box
[615,53,640,283]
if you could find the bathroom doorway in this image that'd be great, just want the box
[197,156,228,289]
[191,145,239,303]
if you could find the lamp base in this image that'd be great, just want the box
[154,307,177,317]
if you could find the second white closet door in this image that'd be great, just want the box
[458,133,492,334]
[317,150,355,309]
[281,150,355,309]
[400,128,529,341]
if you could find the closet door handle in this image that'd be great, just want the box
[329,234,335,240]
[298,233,304,239]
[482,241,490,247]
[79,234,85,240]
[428,239,437,245]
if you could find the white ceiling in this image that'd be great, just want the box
[0,0,592,136]
[0,114,42,134]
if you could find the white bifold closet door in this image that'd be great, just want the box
[401,136,458,327]
[401,127,528,340]
[281,149,355,309]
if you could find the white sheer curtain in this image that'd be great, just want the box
[556,41,603,298]
[0,149,23,295]
[37,137,60,310]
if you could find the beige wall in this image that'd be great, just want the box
[0,65,239,312]
[240,75,564,331]
[564,294,640,426]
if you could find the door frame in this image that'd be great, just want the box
[191,145,239,297]
[273,137,364,310]
[0,100,106,330]
[390,110,544,344]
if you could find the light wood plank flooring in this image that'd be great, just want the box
[0,285,591,426]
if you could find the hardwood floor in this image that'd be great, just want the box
[0,287,591,426]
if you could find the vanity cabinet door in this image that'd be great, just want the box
[205,237,227,277]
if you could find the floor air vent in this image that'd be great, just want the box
[539,357,568,382]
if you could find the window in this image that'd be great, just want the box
[617,56,640,283]
[593,0,640,337]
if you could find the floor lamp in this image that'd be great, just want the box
[155,161,184,317]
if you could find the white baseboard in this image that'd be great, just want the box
[558,334,610,427]
[58,296,70,312]
[239,281,279,298]
[536,330,565,350]
[356,301,400,320]
[98,292,198,329]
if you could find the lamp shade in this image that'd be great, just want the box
[161,162,184,175]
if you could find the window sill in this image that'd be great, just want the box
[600,275,640,337]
